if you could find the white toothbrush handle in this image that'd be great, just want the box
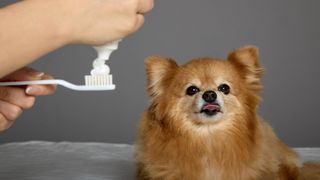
[0,80,115,91]
[0,80,61,86]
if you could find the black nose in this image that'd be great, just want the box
[202,91,217,103]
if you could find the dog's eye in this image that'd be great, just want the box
[186,86,200,96]
[218,84,230,95]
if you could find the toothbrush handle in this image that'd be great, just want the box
[0,80,62,86]
[0,80,115,91]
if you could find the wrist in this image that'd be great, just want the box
[38,0,73,46]
[0,0,72,77]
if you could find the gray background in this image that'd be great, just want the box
[0,0,319,147]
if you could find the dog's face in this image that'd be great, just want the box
[145,46,264,126]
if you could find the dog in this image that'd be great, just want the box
[136,46,320,180]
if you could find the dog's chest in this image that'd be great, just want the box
[201,157,221,180]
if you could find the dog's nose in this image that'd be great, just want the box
[202,91,217,103]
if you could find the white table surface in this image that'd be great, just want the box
[0,141,319,180]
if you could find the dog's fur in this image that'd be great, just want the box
[136,46,320,180]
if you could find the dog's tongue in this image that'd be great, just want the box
[203,104,220,111]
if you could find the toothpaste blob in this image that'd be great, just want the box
[90,58,110,75]
[90,41,120,76]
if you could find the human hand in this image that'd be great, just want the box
[0,67,57,131]
[47,0,154,45]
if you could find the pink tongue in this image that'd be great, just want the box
[203,104,220,111]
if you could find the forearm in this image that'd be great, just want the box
[0,0,154,79]
[0,0,69,78]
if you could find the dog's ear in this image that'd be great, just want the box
[228,46,264,89]
[145,56,179,98]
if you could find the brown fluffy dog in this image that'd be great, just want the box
[136,46,320,180]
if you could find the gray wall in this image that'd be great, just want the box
[0,0,319,147]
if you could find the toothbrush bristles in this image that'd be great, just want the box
[85,75,113,86]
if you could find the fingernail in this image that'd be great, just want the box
[26,87,35,95]
[35,72,44,77]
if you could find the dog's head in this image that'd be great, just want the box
[145,46,264,127]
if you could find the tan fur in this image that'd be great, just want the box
[301,162,320,179]
[136,46,320,180]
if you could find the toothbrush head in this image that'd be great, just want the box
[84,75,115,89]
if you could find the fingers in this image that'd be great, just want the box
[0,67,56,132]
[0,87,35,109]
[1,67,57,96]
[0,100,23,132]
[132,14,145,33]
[137,0,154,14]
[25,85,56,96]
[0,113,13,131]
[25,74,57,96]
[1,67,44,81]
[0,100,22,121]
[129,0,152,34]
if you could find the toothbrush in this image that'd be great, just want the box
[0,40,120,91]
[0,79,115,91]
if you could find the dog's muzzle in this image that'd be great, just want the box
[200,103,221,116]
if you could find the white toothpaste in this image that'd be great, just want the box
[90,40,120,76]
[90,58,110,75]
